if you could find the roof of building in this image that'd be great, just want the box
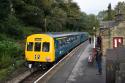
[100,21,116,29]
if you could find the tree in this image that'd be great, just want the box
[47,7,67,31]
[107,3,113,20]
[97,11,107,21]
[97,3,115,21]
[0,0,99,33]
[0,0,10,21]
[115,1,125,20]
[115,2,125,15]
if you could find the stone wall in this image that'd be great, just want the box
[101,21,125,55]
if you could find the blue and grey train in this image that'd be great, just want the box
[25,32,89,68]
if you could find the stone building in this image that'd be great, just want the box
[100,19,125,55]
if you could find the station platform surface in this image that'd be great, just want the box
[47,42,106,83]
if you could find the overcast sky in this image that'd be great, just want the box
[73,0,125,15]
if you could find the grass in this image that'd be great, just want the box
[0,68,9,80]
[0,60,25,81]
[0,38,24,81]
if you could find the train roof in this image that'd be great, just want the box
[46,32,88,38]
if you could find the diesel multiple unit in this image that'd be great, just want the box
[25,32,89,68]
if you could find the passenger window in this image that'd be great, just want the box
[58,40,62,48]
[61,39,64,47]
[27,42,33,51]
[63,38,66,45]
[34,42,41,51]
[42,42,50,52]
[55,40,58,48]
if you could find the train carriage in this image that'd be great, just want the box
[25,32,89,68]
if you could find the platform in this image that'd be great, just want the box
[47,43,106,83]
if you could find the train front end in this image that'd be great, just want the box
[25,34,55,68]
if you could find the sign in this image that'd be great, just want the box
[35,38,42,41]
[113,37,123,48]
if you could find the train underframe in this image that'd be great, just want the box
[25,61,54,70]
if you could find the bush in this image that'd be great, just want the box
[0,65,15,81]
[0,34,6,40]
[0,68,8,80]
[1,15,24,40]
[0,41,23,69]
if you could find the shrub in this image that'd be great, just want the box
[0,68,8,80]
[1,15,24,40]
[0,65,15,81]
[0,41,23,69]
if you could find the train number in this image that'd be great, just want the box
[34,54,40,60]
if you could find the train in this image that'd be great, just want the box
[25,32,89,68]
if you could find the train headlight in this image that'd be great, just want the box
[46,57,51,62]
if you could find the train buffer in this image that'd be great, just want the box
[36,41,106,83]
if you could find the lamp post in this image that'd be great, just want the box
[93,27,96,49]
[108,27,111,48]
[91,27,96,62]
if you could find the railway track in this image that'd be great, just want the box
[20,69,47,83]
[8,41,88,83]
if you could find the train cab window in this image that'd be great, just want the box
[42,42,50,52]
[34,42,41,51]
[27,42,33,51]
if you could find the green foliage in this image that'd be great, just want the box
[0,15,24,39]
[0,65,18,81]
[0,0,99,33]
[78,13,99,34]
[0,0,10,20]
[0,0,100,81]
[97,5,115,21]
[115,2,125,15]
[0,41,23,69]
[0,34,7,40]
[106,3,114,20]
[98,1,125,21]
[12,0,44,27]
[115,1,125,19]
[0,68,8,80]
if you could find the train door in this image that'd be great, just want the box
[113,37,123,48]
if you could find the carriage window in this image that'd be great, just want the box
[42,42,50,52]
[58,40,62,47]
[34,42,41,51]
[27,42,33,51]
[63,38,66,45]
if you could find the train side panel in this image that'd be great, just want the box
[54,34,84,60]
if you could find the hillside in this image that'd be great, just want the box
[0,0,99,81]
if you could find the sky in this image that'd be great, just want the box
[73,0,125,15]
